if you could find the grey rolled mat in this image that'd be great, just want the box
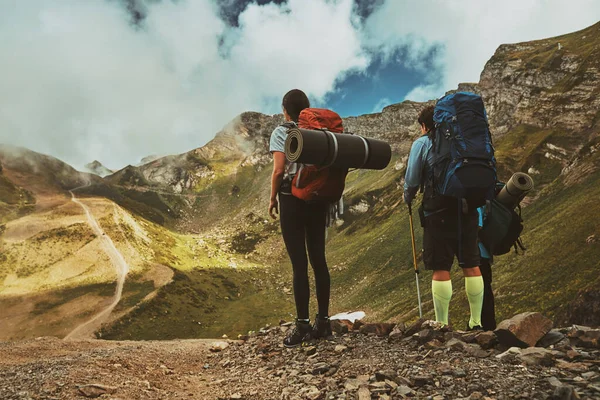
[285,128,391,170]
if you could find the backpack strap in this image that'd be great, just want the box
[281,121,297,130]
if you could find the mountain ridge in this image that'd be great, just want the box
[0,22,599,343]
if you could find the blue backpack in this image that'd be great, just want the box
[427,92,497,211]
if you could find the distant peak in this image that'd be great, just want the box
[85,160,113,177]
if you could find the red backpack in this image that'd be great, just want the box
[291,108,348,203]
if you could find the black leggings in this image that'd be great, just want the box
[279,192,330,320]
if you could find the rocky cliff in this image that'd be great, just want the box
[479,22,600,136]
[111,24,600,197]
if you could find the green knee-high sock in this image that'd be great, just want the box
[465,276,484,329]
[431,280,453,325]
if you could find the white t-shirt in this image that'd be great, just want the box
[269,125,298,180]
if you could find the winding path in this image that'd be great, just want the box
[64,189,130,340]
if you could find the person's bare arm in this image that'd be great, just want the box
[269,152,286,219]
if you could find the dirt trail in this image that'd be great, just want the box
[64,190,130,340]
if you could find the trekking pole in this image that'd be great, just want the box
[408,204,423,318]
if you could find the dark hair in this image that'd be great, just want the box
[417,105,435,133]
[282,89,310,122]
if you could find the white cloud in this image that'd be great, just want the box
[0,0,368,170]
[364,0,600,101]
[0,0,597,170]
[371,97,391,113]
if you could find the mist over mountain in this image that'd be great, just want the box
[1,1,598,171]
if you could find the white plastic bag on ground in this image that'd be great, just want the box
[330,311,365,323]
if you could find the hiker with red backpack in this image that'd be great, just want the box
[404,94,497,330]
[268,89,346,347]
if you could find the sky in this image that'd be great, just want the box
[0,0,598,171]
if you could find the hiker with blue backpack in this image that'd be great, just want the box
[404,93,497,330]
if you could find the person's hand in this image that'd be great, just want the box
[269,198,279,219]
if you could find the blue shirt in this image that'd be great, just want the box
[269,125,297,179]
[403,135,434,205]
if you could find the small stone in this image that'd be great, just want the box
[453,368,467,378]
[403,318,426,337]
[469,392,484,400]
[388,324,405,341]
[77,384,117,398]
[229,394,243,400]
[330,320,350,335]
[304,346,317,356]
[312,363,331,375]
[581,371,597,380]
[475,331,498,349]
[547,376,563,388]
[518,347,556,366]
[359,323,396,336]
[496,346,522,361]
[425,339,444,349]
[209,341,229,352]
[412,375,433,387]
[305,386,321,400]
[344,379,360,391]
[537,330,566,348]
[414,328,434,343]
[353,320,365,331]
[375,370,397,382]
[396,385,413,396]
[465,344,492,358]
[368,381,390,394]
[552,385,580,400]
[357,387,371,400]
[446,338,467,351]
[566,350,581,360]
[556,360,588,372]
[334,345,348,353]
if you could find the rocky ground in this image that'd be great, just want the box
[0,313,599,399]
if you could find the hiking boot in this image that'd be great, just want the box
[283,320,312,348]
[312,314,333,339]
[466,323,483,332]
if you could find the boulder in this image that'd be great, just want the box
[566,325,600,349]
[446,338,468,352]
[494,312,553,348]
[353,319,365,331]
[77,384,117,398]
[403,318,426,337]
[359,323,396,336]
[475,331,498,349]
[537,329,566,348]
[388,324,405,341]
[330,319,350,335]
[518,347,556,366]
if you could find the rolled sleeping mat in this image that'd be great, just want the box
[285,128,331,165]
[496,172,534,208]
[285,128,391,170]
